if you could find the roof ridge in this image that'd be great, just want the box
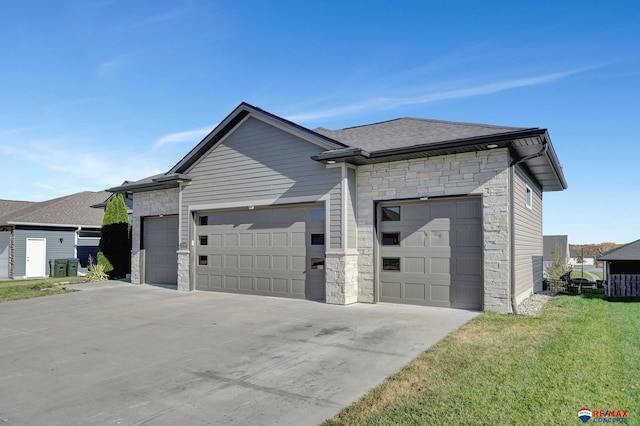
[317,116,531,132]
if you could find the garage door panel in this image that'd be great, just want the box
[404,282,426,300]
[196,204,325,301]
[379,198,482,310]
[143,216,178,285]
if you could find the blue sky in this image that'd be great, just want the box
[1,1,638,244]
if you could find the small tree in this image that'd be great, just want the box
[98,193,131,279]
[545,243,571,280]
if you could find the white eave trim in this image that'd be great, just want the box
[6,221,101,229]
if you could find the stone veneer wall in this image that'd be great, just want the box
[325,253,359,304]
[130,189,179,285]
[356,149,512,313]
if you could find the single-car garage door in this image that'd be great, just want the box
[195,204,325,301]
[143,216,178,285]
[378,197,482,309]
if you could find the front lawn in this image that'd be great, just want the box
[325,295,639,425]
[0,277,87,303]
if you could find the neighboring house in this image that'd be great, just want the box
[597,239,640,297]
[0,191,109,279]
[108,102,567,313]
[543,235,569,277]
[597,239,640,276]
[568,248,595,266]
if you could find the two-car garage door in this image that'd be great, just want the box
[378,197,483,310]
[195,204,326,301]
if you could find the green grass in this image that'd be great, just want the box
[324,295,639,425]
[0,277,88,303]
[570,269,603,280]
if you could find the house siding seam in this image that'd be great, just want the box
[513,165,543,301]
[356,149,512,313]
[130,189,179,285]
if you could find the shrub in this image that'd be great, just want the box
[86,255,109,282]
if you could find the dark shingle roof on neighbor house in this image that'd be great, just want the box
[0,191,108,228]
[597,239,640,261]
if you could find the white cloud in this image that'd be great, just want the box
[285,66,597,123]
[97,53,134,76]
[153,126,212,147]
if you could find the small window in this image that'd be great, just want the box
[525,186,532,209]
[198,255,208,266]
[311,208,325,221]
[199,235,208,246]
[311,233,325,245]
[381,206,400,221]
[78,230,101,238]
[382,232,400,246]
[382,258,401,271]
[199,215,208,226]
[311,257,325,270]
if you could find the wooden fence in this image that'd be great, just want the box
[608,274,640,297]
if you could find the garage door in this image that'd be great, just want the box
[143,216,178,285]
[378,197,482,309]
[195,204,325,301]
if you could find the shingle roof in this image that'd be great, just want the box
[0,200,36,218]
[0,191,109,227]
[597,239,640,261]
[313,118,528,152]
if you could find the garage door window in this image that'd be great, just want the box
[381,206,400,221]
[311,233,325,245]
[382,232,400,246]
[198,255,208,266]
[382,257,401,271]
[199,235,208,245]
[199,216,208,226]
[311,257,325,270]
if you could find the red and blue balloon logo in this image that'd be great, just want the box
[578,408,593,423]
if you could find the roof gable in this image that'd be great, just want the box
[543,235,568,259]
[169,102,347,175]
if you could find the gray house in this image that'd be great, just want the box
[109,103,567,313]
[0,191,108,279]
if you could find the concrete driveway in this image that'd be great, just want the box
[0,281,478,426]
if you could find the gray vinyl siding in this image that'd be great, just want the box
[513,165,543,299]
[181,116,342,245]
[346,167,357,249]
[13,227,77,277]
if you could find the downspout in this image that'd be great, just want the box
[74,226,81,259]
[509,137,548,314]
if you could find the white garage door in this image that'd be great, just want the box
[143,216,178,285]
[195,204,325,301]
[378,197,483,309]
